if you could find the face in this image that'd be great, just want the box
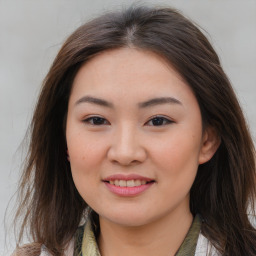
[66,48,215,227]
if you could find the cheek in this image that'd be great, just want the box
[69,140,104,170]
[67,137,105,203]
[149,131,202,176]
[67,132,107,190]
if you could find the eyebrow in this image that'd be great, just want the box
[75,96,114,108]
[75,96,182,108]
[138,97,182,108]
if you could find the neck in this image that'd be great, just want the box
[98,206,193,256]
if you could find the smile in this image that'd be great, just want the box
[108,179,149,187]
[103,175,155,196]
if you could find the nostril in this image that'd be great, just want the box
[107,140,147,166]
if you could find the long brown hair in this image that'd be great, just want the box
[15,5,256,255]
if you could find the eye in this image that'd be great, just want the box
[146,116,173,126]
[83,116,110,125]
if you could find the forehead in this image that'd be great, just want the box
[70,48,195,106]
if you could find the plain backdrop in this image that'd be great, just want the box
[1,0,255,255]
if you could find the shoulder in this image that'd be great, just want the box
[248,213,256,228]
[195,232,220,256]
[11,243,42,256]
[11,239,75,256]
[195,213,256,256]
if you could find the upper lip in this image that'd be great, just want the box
[103,174,154,182]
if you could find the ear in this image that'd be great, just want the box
[67,149,70,162]
[198,126,221,164]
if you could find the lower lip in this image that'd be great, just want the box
[104,182,154,196]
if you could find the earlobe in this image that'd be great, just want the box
[198,126,221,164]
[67,149,70,162]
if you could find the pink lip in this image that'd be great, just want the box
[103,174,153,182]
[102,174,155,197]
[104,182,154,196]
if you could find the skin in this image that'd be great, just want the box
[66,48,219,256]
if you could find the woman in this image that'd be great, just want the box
[12,5,256,256]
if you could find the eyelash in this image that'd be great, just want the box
[83,116,110,125]
[145,116,173,126]
[83,115,174,127]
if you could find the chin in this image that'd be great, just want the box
[105,217,151,227]
[99,209,154,227]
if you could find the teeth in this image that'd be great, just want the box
[109,179,149,187]
[119,180,126,187]
[134,180,141,186]
[127,180,135,187]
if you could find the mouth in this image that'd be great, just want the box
[102,175,155,196]
[104,179,155,187]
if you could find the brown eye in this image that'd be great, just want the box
[146,116,173,126]
[83,116,109,125]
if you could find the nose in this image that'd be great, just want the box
[107,125,147,166]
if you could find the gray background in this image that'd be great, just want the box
[1,0,255,254]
